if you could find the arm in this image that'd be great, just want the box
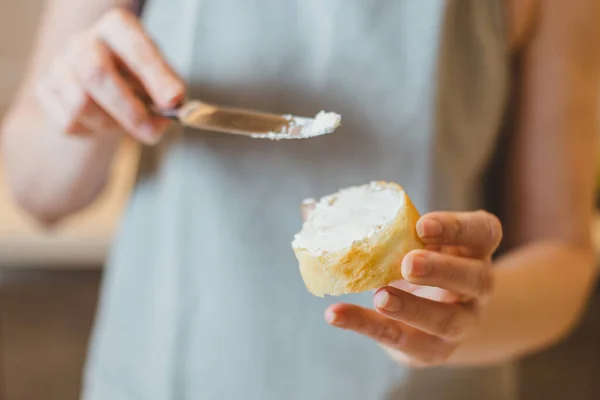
[325,0,600,368]
[1,0,133,224]
[450,0,600,365]
[0,0,182,225]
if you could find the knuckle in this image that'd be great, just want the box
[407,300,423,323]
[377,323,403,346]
[353,313,367,331]
[34,92,68,128]
[70,96,92,118]
[58,114,78,133]
[100,7,134,28]
[84,57,110,87]
[442,260,457,282]
[75,41,112,87]
[65,33,98,65]
[449,217,464,242]
[475,268,493,299]
[86,62,110,87]
[69,90,89,114]
[56,79,87,111]
[441,259,465,284]
[437,309,462,339]
[59,106,82,130]
[38,61,63,94]
[65,110,84,131]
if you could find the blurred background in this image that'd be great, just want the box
[0,1,139,399]
[1,1,600,399]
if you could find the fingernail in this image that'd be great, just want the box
[405,253,430,277]
[138,122,160,145]
[417,219,443,239]
[374,291,390,309]
[325,309,338,324]
[162,81,184,106]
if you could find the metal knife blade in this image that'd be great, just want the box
[154,100,341,140]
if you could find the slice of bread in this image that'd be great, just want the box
[292,181,424,297]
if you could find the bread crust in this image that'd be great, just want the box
[292,182,424,297]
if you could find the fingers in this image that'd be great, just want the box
[401,250,493,300]
[49,58,122,134]
[326,304,452,365]
[66,34,163,143]
[94,8,185,109]
[35,76,81,132]
[35,7,183,144]
[373,287,476,341]
[324,211,499,367]
[417,211,502,258]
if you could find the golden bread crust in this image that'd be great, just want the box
[292,182,424,297]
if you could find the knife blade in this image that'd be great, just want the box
[154,100,341,140]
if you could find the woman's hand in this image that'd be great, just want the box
[34,7,184,145]
[325,211,502,367]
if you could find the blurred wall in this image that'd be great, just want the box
[0,1,41,116]
[0,3,98,400]
[0,2,136,400]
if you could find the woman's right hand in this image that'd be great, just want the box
[34,7,185,145]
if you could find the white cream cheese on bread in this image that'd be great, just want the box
[292,182,424,297]
[292,182,405,255]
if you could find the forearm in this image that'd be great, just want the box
[448,241,596,366]
[1,105,120,224]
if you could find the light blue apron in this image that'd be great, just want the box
[84,1,517,399]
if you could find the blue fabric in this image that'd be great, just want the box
[84,1,515,399]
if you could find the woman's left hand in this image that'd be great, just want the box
[325,211,503,367]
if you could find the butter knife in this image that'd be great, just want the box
[152,100,341,140]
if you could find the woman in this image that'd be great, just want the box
[2,0,599,398]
